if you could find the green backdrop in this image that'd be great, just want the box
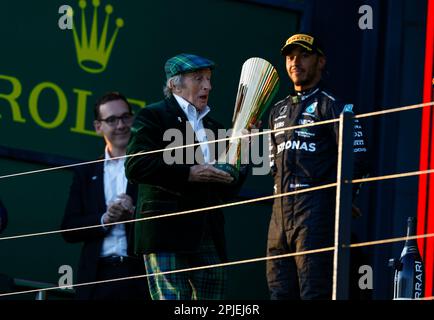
[0,0,298,299]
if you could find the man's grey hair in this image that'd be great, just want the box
[163,74,184,98]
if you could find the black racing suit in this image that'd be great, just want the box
[266,85,369,300]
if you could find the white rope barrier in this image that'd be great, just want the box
[0,100,433,299]
[0,246,335,298]
[2,166,434,243]
[352,169,434,184]
[2,232,434,298]
[0,118,338,180]
[354,101,434,119]
[0,183,337,242]
[1,101,432,180]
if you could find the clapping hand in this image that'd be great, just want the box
[102,193,135,224]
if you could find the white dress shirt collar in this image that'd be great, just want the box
[173,94,211,164]
[173,94,210,123]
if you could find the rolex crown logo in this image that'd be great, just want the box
[71,0,124,74]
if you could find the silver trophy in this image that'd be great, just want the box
[214,57,280,182]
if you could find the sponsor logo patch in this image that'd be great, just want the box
[354,139,364,146]
[305,102,318,114]
[277,140,316,154]
[274,131,285,137]
[343,104,354,113]
[296,129,315,138]
[274,115,287,121]
[279,105,288,116]
[274,121,285,129]
[299,119,315,125]
[286,34,314,45]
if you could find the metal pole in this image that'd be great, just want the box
[332,111,354,300]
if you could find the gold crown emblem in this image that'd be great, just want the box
[71,0,124,74]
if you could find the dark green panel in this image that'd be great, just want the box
[0,0,299,299]
[0,159,79,293]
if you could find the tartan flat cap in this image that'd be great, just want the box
[164,53,215,80]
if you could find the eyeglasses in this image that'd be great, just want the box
[98,113,134,127]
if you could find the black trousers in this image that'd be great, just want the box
[90,257,151,300]
[266,187,335,300]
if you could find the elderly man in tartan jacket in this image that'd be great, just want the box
[125,53,246,300]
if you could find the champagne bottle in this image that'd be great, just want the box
[389,217,424,299]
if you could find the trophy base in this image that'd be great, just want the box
[213,163,239,184]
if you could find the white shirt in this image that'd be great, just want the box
[173,94,211,164]
[100,147,128,257]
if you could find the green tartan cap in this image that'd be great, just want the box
[164,53,215,80]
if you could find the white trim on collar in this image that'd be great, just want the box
[173,94,210,121]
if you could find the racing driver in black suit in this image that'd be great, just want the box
[266,33,370,300]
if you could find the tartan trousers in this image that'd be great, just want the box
[143,236,226,300]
